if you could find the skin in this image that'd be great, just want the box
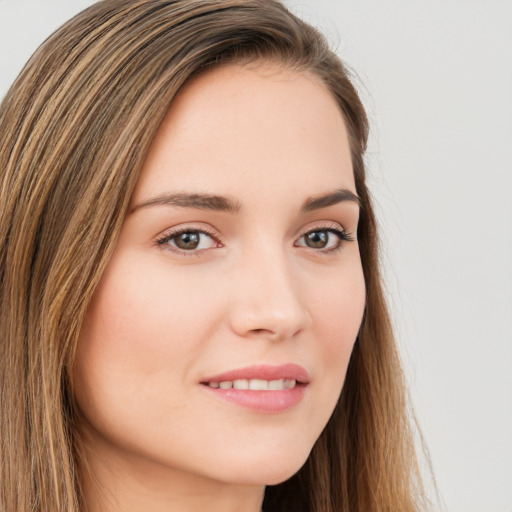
[74,62,366,512]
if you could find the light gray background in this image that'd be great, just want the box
[1,1,511,511]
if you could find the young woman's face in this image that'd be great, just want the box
[74,63,365,494]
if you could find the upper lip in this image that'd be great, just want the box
[202,364,310,384]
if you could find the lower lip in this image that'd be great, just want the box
[201,384,307,414]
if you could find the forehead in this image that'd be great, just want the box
[133,62,355,205]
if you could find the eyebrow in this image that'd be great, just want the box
[131,188,360,214]
[300,188,361,211]
[131,192,242,213]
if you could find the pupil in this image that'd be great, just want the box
[306,231,328,248]
[176,232,200,250]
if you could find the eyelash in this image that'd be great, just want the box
[156,224,354,257]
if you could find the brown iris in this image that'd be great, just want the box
[304,231,329,249]
[174,232,201,250]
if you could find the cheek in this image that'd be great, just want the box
[73,260,168,431]
[72,254,224,426]
[306,257,365,409]
[76,256,212,365]
[322,278,364,358]
[315,255,365,343]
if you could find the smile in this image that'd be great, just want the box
[206,378,297,390]
[201,364,308,413]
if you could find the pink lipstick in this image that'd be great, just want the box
[200,364,309,414]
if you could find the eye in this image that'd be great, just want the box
[295,227,354,253]
[156,228,220,254]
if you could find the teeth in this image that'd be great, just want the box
[207,378,297,390]
[284,379,296,389]
[269,379,285,390]
[249,378,268,390]
[233,379,249,390]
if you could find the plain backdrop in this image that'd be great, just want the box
[1,1,511,511]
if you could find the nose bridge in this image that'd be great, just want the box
[228,239,310,341]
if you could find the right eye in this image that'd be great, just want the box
[156,228,220,255]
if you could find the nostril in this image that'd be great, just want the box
[249,328,278,337]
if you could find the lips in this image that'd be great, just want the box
[202,363,309,384]
[200,364,309,414]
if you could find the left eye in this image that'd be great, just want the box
[158,230,218,252]
[295,228,348,251]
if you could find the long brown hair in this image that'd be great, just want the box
[0,1,429,511]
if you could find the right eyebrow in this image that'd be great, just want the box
[130,192,242,214]
[300,188,361,212]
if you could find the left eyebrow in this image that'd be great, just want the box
[130,192,242,214]
[300,189,361,212]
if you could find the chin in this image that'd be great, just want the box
[212,447,312,487]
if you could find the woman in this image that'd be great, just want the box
[0,1,429,511]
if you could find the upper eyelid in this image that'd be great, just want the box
[295,220,348,240]
[302,220,344,231]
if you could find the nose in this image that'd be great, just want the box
[228,246,311,342]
